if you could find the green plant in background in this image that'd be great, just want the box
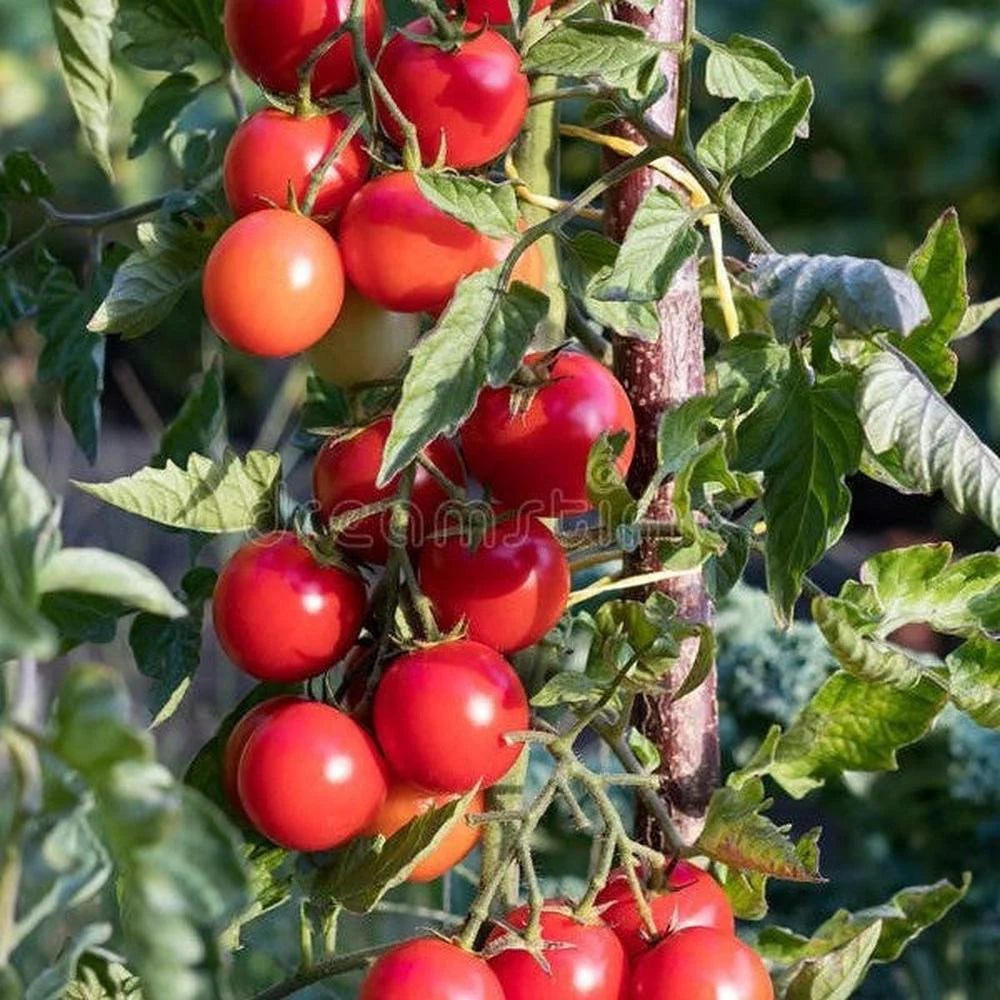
[0,0,999,998]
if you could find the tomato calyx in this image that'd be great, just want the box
[396,7,486,51]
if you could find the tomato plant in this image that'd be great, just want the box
[360,939,505,1000]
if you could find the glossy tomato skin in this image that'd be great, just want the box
[222,696,302,811]
[237,699,388,851]
[213,531,366,682]
[419,516,569,652]
[446,0,552,25]
[630,927,773,1000]
[312,417,464,564]
[461,351,636,516]
[223,109,369,220]
[373,640,529,793]
[360,939,505,1000]
[364,782,486,882]
[307,284,420,388]
[488,904,628,1000]
[377,19,528,169]
[595,862,735,959]
[224,0,385,98]
[203,209,345,356]
[339,171,495,313]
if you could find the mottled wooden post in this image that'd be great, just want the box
[605,0,719,846]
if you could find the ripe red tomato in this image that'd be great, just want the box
[419,516,569,652]
[203,209,345,356]
[224,0,385,98]
[630,927,773,999]
[595,862,735,959]
[338,171,496,313]
[460,351,636,516]
[360,939,505,1000]
[488,904,628,1000]
[446,0,553,25]
[237,698,388,851]
[364,782,486,882]
[212,531,366,682]
[223,109,369,220]
[307,284,420,388]
[222,696,302,811]
[312,417,464,564]
[373,639,529,793]
[377,19,528,169]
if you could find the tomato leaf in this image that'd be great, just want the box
[953,294,1000,340]
[709,333,790,413]
[129,71,202,158]
[0,150,54,200]
[152,356,225,468]
[781,920,883,1000]
[414,173,519,238]
[117,0,228,72]
[586,431,637,531]
[946,637,1000,730]
[379,271,547,485]
[704,33,798,102]
[74,449,281,534]
[24,923,113,1000]
[531,672,605,709]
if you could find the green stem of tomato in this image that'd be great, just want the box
[301,113,365,217]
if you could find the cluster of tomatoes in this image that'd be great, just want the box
[360,862,772,999]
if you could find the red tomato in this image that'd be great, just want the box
[312,417,464,564]
[460,351,636,516]
[222,696,302,811]
[224,0,385,98]
[237,699,388,851]
[419,515,569,652]
[595,862,735,959]
[223,108,369,220]
[338,171,496,313]
[488,904,628,1000]
[373,639,528,793]
[629,927,773,1000]
[364,782,486,882]
[377,19,528,169]
[360,939,505,1000]
[212,531,366,682]
[446,0,553,25]
[203,209,345,356]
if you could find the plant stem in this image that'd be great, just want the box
[302,113,365,216]
[528,84,605,105]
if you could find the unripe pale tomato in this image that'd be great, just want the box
[364,782,486,882]
[629,927,773,1000]
[224,0,385,98]
[595,862,735,959]
[338,171,495,314]
[446,0,553,25]
[223,109,369,220]
[419,515,569,652]
[307,285,420,388]
[237,699,388,851]
[212,531,366,682]
[373,639,529,793]
[360,939,505,1000]
[377,19,528,169]
[487,903,628,1000]
[203,209,345,356]
[312,416,463,564]
[461,351,636,516]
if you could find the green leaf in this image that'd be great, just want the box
[312,790,479,913]
[954,295,1000,340]
[626,727,660,772]
[858,347,1000,534]
[40,591,125,649]
[591,187,701,303]
[523,21,663,101]
[705,520,751,601]
[0,150,54,199]
[946,637,1000,730]
[531,672,605,709]
[379,270,546,485]
[414,173,519,238]
[696,776,823,882]
[49,0,116,178]
[129,71,201,158]
[704,34,798,102]
[735,357,861,623]
[715,863,769,920]
[88,219,213,339]
[130,567,217,727]
[657,395,717,474]
[152,356,225,468]
[116,0,227,72]
[74,449,281,534]
[782,920,883,1000]
[767,672,948,798]
[587,431,637,531]
[709,333,790,412]
[697,78,813,179]
[749,253,930,342]
[561,230,659,340]
[25,923,113,1000]
[36,264,109,463]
